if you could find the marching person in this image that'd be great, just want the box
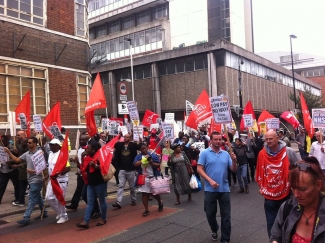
[256,130,301,238]
[197,132,237,242]
[309,130,325,174]
[45,138,70,224]
[233,138,249,194]
[111,133,139,209]
[296,127,307,159]
[4,137,46,226]
[278,128,291,147]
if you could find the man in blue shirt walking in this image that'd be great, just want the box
[198,132,237,242]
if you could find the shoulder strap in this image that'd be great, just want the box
[278,198,293,229]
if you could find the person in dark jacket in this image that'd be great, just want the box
[233,138,249,194]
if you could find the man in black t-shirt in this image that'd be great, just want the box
[112,134,139,209]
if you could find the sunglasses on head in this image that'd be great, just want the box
[289,162,320,179]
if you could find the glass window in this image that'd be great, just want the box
[167,61,175,74]
[97,24,107,37]
[109,20,120,34]
[159,62,166,76]
[78,75,90,124]
[89,28,95,40]
[194,55,204,70]
[137,10,150,25]
[153,4,167,20]
[145,30,151,45]
[139,31,145,46]
[123,15,134,29]
[185,57,194,72]
[75,0,87,37]
[134,66,143,80]
[143,65,151,78]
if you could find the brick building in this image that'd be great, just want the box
[0,0,90,144]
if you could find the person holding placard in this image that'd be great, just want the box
[309,131,325,174]
[46,139,70,224]
[4,137,46,226]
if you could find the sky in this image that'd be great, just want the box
[253,0,325,59]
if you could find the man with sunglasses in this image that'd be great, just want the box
[4,137,46,226]
[309,131,325,174]
[256,130,301,238]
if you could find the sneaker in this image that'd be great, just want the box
[212,232,218,241]
[56,214,60,220]
[57,217,69,224]
[65,204,77,211]
[17,218,30,226]
[237,187,244,193]
[13,202,25,207]
[112,202,121,209]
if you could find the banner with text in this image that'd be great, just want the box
[101,118,109,131]
[118,125,128,136]
[266,118,280,130]
[312,108,325,128]
[33,115,43,132]
[162,123,174,140]
[243,114,253,128]
[126,101,139,121]
[210,96,232,124]
[0,147,9,163]
[31,150,46,175]
[109,121,119,136]
[164,113,175,124]
[133,125,144,142]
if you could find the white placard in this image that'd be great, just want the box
[118,125,128,136]
[312,108,325,128]
[164,113,175,124]
[186,100,194,116]
[9,111,16,137]
[49,124,64,141]
[33,115,43,132]
[243,114,253,128]
[176,121,183,131]
[210,96,232,124]
[31,150,46,175]
[156,118,163,130]
[126,101,139,120]
[75,129,80,150]
[0,147,9,163]
[133,125,143,142]
[162,123,174,140]
[101,118,109,131]
[266,118,280,130]
[109,121,119,136]
[191,142,205,152]
[18,113,28,130]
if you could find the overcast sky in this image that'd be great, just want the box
[253,0,325,59]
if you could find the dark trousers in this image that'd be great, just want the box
[70,174,84,208]
[204,191,231,242]
[247,157,257,182]
[264,195,290,238]
[228,168,237,186]
[18,180,28,204]
[114,168,120,185]
[82,184,100,214]
[0,169,19,203]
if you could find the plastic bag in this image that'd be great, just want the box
[189,175,198,189]
[196,177,202,192]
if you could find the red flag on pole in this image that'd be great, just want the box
[85,73,107,136]
[280,111,300,129]
[15,90,31,137]
[185,90,212,129]
[142,110,159,127]
[240,100,256,131]
[208,117,222,135]
[50,130,69,206]
[42,102,62,139]
[300,92,314,137]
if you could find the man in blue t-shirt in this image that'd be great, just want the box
[198,132,237,242]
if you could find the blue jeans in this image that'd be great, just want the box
[84,183,107,224]
[237,164,248,188]
[23,182,45,220]
[204,191,231,242]
[298,148,307,159]
[264,196,290,238]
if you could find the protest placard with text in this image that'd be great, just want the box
[162,123,174,140]
[0,147,9,163]
[243,114,253,128]
[210,96,232,124]
[118,126,128,136]
[312,108,325,128]
[109,121,119,136]
[192,142,205,152]
[266,118,280,130]
[101,118,109,131]
[164,113,175,124]
[31,150,46,175]
[33,115,43,132]
[126,101,139,121]
[133,125,143,142]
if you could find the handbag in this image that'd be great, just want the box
[101,164,116,182]
[137,174,146,186]
[149,174,170,195]
[191,159,197,166]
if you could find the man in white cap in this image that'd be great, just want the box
[46,138,70,224]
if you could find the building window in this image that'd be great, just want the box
[109,20,120,34]
[78,75,90,124]
[76,0,88,37]
[0,0,45,25]
[0,62,47,123]
[153,4,167,20]
[280,54,299,63]
[137,10,150,25]
[185,57,194,72]
[89,28,95,39]
[123,15,134,29]
[303,68,324,77]
[176,60,184,73]
[97,24,107,37]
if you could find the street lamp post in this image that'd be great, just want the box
[125,38,134,101]
[238,57,244,115]
[290,34,297,109]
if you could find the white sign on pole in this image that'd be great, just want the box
[126,101,139,120]
[109,121,119,136]
[243,114,253,128]
[33,115,43,132]
[312,108,325,128]
[133,125,143,142]
[176,121,183,131]
[120,94,127,101]
[191,142,205,152]
[0,147,9,163]
[9,111,16,137]
[164,113,175,124]
[162,123,174,140]
[101,118,109,131]
[118,125,128,136]
[210,96,232,124]
[185,100,194,116]
[31,150,46,175]
[266,118,280,130]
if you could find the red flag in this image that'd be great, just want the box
[280,111,300,129]
[240,100,256,131]
[15,91,31,137]
[85,73,107,136]
[50,130,69,206]
[300,92,314,137]
[42,102,61,139]
[208,117,222,135]
[257,110,275,134]
[142,110,159,127]
[96,135,121,175]
[185,90,212,129]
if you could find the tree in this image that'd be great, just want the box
[289,85,323,117]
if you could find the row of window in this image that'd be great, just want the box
[89,0,139,19]
[280,54,299,63]
[90,3,167,39]
[91,26,163,62]
[302,68,325,77]
[0,0,88,38]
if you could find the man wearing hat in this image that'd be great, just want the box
[278,129,291,147]
[45,138,70,223]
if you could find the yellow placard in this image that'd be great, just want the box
[132,119,139,126]
[252,119,258,132]
[97,127,103,133]
[259,122,266,135]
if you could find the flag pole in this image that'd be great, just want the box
[223,124,233,154]
[41,170,47,220]
[105,108,108,120]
